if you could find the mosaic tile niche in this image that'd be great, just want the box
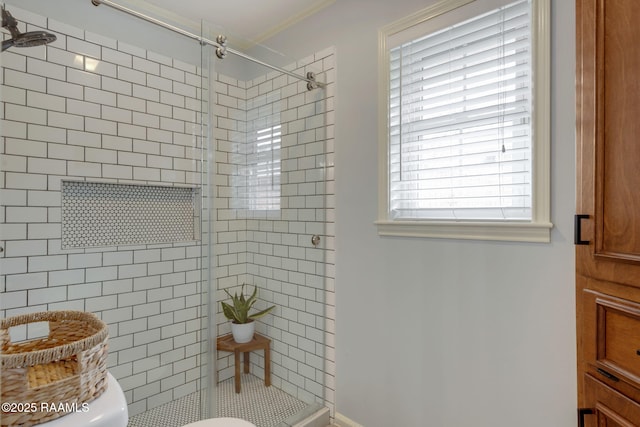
[61,181,199,249]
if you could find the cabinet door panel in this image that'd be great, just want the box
[598,0,640,260]
[584,375,640,426]
[577,0,640,284]
[583,290,640,387]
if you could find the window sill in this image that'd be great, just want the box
[375,220,553,243]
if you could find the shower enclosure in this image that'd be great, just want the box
[0,1,335,426]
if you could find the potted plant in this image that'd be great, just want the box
[221,284,275,343]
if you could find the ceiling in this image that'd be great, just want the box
[124,0,335,47]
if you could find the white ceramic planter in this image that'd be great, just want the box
[231,321,255,343]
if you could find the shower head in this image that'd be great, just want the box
[1,7,56,52]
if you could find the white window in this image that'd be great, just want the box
[246,124,281,211]
[232,123,281,213]
[377,0,551,242]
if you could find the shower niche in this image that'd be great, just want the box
[61,181,200,249]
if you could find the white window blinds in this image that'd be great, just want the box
[245,124,281,211]
[389,0,532,221]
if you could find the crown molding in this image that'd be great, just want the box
[114,0,201,32]
[244,0,335,49]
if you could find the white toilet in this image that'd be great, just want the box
[32,370,255,427]
[182,419,256,427]
[38,372,128,427]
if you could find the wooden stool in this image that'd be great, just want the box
[216,333,271,393]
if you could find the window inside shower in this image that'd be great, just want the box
[238,124,282,212]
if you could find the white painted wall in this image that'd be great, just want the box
[260,1,577,426]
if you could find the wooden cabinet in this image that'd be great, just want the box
[582,374,640,427]
[576,0,640,424]
[580,287,640,404]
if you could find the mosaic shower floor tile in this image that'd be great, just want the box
[127,375,308,427]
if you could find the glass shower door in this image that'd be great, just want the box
[202,25,335,425]
[0,3,215,426]
[199,17,217,423]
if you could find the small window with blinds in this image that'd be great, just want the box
[248,124,281,211]
[377,0,552,242]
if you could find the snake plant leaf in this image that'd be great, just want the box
[221,284,274,324]
[234,298,249,323]
[221,300,241,323]
[223,288,237,301]
[246,285,258,309]
[238,284,247,305]
[248,305,276,320]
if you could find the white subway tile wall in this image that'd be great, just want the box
[0,6,205,418]
[0,4,336,420]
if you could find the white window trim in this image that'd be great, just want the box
[376,0,552,243]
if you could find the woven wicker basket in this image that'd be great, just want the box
[0,311,109,427]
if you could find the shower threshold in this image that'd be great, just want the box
[127,374,319,427]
